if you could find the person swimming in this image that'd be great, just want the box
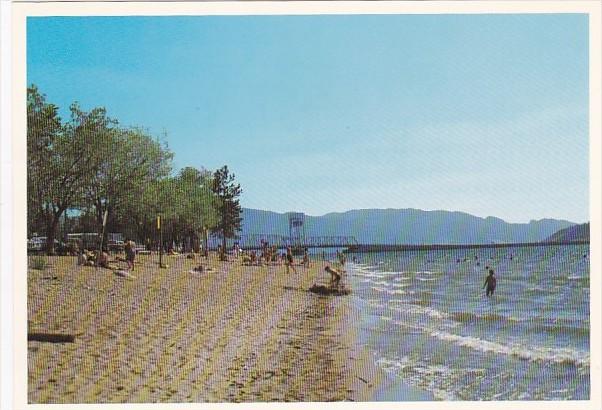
[483,269,497,297]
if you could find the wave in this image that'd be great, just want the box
[367,279,411,288]
[450,312,589,336]
[416,277,437,282]
[525,286,555,294]
[416,270,437,275]
[534,323,589,337]
[450,311,520,323]
[390,304,449,320]
[430,331,589,367]
[372,287,407,295]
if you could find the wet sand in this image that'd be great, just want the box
[27,253,429,403]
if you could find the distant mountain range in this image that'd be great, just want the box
[544,223,590,243]
[240,208,579,245]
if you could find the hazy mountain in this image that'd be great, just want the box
[544,223,590,243]
[241,208,576,245]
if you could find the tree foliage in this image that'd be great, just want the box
[211,165,243,258]
[27,85,61,234]
[27,84,235,254]
[28,87,108,253]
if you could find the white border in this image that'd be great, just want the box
[7,2,602,410]
[1,2,14,410]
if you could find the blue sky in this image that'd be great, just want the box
[27,14,589,223]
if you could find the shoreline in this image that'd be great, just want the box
[27,253,430,403]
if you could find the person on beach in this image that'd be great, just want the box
[97,250,110,269]
[325,265,342,289]
[483,269,497,297]
[302,248,310,268]
[285,247,297,274]
[337,250,346,267]
[124,239,136,270]
[77,249,87,266]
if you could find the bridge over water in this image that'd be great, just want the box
[208,234,358,250]
[208,235,587,252]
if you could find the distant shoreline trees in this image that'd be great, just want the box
[27,85,241,255]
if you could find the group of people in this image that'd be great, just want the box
[236,243,341,289]
[236,244,312,271]
[76,239,137,271]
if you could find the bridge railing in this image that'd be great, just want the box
[208,234,358,250]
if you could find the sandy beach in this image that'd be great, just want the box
[27,252,428,403]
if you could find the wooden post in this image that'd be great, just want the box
[97,209,108,269]
[158,215,163,267]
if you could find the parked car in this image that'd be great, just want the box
[108,240,125,253]
[27,237,68,254]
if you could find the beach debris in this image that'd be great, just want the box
[28,332,75,343]
[309,284,351,296]
[189,265,204,274]
[189,265,213,274]
[114,270,136,279]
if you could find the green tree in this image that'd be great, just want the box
[28,87,108,254]
[27,85,62,236]
[171,167,219,251]
[83,125,173,245]
[211,165,243,259]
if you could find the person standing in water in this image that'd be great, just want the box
[483,269,497,297]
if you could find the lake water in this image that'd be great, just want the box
[345,244,590,400]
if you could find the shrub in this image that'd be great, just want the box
[30,256,48,270]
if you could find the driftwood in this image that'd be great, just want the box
[309,284,351,296]
[28,333,75,343]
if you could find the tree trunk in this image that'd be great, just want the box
[45,213,60,255]
[221,234,227,260]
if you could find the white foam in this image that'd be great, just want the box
[372,287,407,295]
[390,283,411,288]
[430,331,589,367]
[370,280,410,288]
[390,304,450,320]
